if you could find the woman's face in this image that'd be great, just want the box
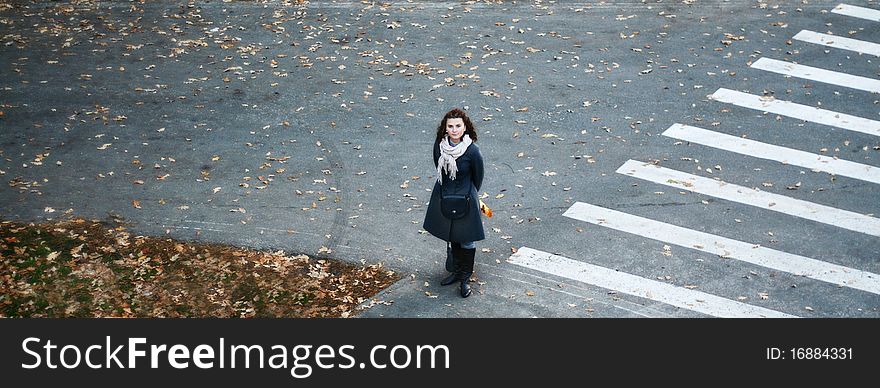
[446,118,465,143]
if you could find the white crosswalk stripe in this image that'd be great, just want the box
[563,202,880,295]
[616,159,880,238]
[661,123,880,185]
[507,247,798,318]
[831,3,880,22]
[750,57,880,93]
[793,30,880,57]
[709,88,880,137]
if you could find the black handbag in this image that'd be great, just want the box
[440,194,470,220]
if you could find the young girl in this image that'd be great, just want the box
[423,108,486,298]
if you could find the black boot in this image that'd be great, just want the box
[441,243,461,286]
[459,248,475,298]
[440,272,458,286]
[459,278,472,298]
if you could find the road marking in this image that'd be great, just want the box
[616,159,880,237]
[563,202,880,295]
[507,247,797,318]
[831,3,880,22]
[662,123,880,185]
[750,57,880,93]
[793,30,880,57]
[484,266,661,317]
[709,88,880,137]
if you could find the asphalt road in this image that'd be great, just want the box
[1,0,878,317]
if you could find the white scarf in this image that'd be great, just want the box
[437,134,472,184]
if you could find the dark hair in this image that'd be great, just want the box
[435,108,478,144]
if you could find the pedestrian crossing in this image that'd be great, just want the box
[507,247,797,318]
[562,202,880,295]
[661,123,880,185]
[616,159,880,238]
[708,88,880,137]
[831,3,880,21]
[505,3,880,317]
[792,30,880,57]
[749,57,880,93]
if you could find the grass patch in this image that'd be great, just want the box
[0,218,399,318]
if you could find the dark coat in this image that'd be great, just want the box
[423,141,486,243]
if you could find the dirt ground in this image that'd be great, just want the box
[0,218,399,318]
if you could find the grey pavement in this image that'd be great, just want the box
[1,0,878,317]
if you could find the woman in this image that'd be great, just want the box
[423,108,485,298]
